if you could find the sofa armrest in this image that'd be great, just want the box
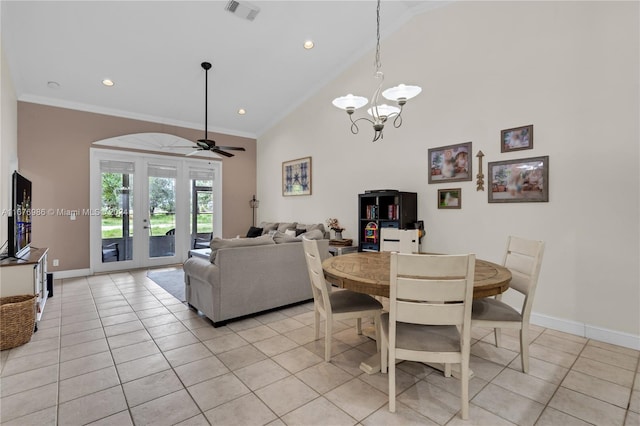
[183,257,221,322]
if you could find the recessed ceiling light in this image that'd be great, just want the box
[102,79,115,87]
[303,40,314,50]
[238,108,246,115]
[47,81,60,89]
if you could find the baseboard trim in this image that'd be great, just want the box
[531,312,640,350]
[52,268,92,279]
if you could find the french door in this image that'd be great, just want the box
[90,149,221,272]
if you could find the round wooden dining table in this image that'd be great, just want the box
[322,250,512,375]
[322,251,511,299]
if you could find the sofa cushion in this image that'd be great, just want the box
[259,222,279,235]
[246,226,263,238]
[277,222,298,233]
[209,234,275,262]
[298,229,324,240]
[273,231,299,244]
[295,228,307,237]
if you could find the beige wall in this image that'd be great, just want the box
[1,37,18,246]
[17,102,256,271]
[258,2,639,344]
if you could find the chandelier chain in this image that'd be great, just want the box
[374,0,382,73]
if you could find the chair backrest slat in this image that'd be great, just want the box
[381,228,420,253]
[396,277,467,302]
[302,237,331,315]
[396,301,465,326]
[502,236,545,298]
[390,253,475,331]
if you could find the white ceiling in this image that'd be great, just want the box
[1,1,446,139]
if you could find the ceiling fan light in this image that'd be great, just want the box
[332,94,368,111]
[367,104,400,118]
[382,84,422,102]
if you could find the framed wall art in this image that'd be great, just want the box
[428,142,472,184]
[438,188,462,209]
[501,124,533,152]
[282,156,312,196]
[488,156,549,203]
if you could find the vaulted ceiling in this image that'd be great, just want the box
[2,1,447,138]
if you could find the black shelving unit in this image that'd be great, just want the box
[358,190,417,252]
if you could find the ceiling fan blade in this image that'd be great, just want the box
[212,148,234,158]
[216,146,246,151]
[185,150,201,157]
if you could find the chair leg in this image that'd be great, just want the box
[520,326,529,373]
[314,309,320,340]
[460,359,469,420]
[374,313,381,353]
[494,327,502,347]
[389,350,396,412]
[380,334,388,374]
[356,317,362,335]
[324,317,332,362]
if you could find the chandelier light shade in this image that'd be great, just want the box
[332,0,421,142]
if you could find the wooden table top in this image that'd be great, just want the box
[322,251,511,299]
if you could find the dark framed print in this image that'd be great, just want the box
[438,188,462,209]
[501,124,533,152]
[282,156,312,196]
[488,156,549,203]
[428,142,472,183]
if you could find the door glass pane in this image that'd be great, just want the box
[190,169,214,249]
[148,164,177,258]
[100,160,134,263]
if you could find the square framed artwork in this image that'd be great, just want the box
[501,124,533,152]
[282,156,312,196]
[428,142,472,183]
[488,156,549,203]
[438,188,462,209]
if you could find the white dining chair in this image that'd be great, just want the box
[380,228,420,253]
[471,236,545,373]
[381,252,475,419]
[302,237,383,362]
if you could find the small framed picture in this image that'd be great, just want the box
[282,156,312,196]
[428,142,472,183]
[501,125,533,152]
[488,156,549,203]
[438,188,462,209]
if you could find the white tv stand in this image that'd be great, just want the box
[0,247,49,322]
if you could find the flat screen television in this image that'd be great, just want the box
[8,171,32,258]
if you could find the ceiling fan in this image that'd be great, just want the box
[184,61,246,158]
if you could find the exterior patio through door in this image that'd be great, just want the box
[90,149,221,273]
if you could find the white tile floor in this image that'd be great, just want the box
[1,268,638,425]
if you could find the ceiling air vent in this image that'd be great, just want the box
[225,0,260,21]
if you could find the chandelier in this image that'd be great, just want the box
[332,0,421,142]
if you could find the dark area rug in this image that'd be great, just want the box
[147,268,186,302]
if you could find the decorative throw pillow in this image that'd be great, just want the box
[209,234,275,262]
[273,231,299,244]
[277,222,298,233]
[246,226,263,238]
[285,229,297,237]
[295,228,307,236]
[259,222,279,235]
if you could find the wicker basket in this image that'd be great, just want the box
[0,295,36,350]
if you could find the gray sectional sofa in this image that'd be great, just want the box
[183,222,329,326]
